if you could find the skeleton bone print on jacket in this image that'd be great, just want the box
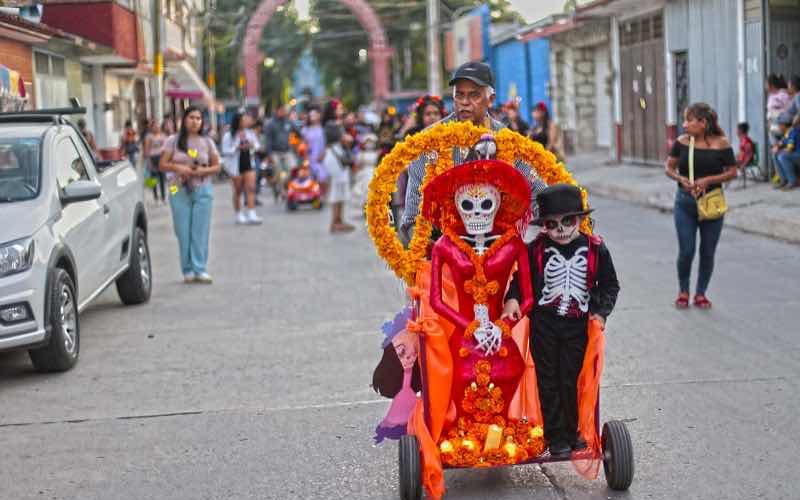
[539,246,590,316]
[507,233,620,322]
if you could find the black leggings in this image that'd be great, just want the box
[150,156,166,200]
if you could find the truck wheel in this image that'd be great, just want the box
[29,268,79,372]
[116,227,152,305]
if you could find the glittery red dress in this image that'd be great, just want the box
[429,232,534,420]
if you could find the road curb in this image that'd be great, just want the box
[582,180,800,245]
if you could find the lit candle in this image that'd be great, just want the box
[462,439,476,451]
[530,426,544,439]
[439,440,454,454]
[484,424,503,451]
[503,441,517,458]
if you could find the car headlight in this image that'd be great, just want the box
[0,238,35,277]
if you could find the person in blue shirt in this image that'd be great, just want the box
[772,114,800,190]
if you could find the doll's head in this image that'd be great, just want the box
[391,330,419,371]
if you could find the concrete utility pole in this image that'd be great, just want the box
[153,0,164,123]
[427,0,441,95]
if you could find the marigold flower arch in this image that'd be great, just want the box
[366,121,591,286]
[242,0,393,104]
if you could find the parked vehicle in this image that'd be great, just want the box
[0,104,150,372]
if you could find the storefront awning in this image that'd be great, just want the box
[165,60,212,101]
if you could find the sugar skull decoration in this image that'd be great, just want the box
[455,183,501,236]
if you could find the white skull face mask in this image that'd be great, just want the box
[542,214,581,245]
[455,183,501,235]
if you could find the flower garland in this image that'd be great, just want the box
[366,121,592,286]
[438,360,546,467]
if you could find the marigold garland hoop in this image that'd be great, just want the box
[366,121,590,286]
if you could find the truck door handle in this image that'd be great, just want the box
[103,204,110,214]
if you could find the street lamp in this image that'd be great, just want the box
[263,57,276,68]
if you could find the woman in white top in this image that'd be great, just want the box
[222,113,262,225]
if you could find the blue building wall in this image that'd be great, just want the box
[527,39,551,114]
[491,36,551,124]
[493,39,529,115]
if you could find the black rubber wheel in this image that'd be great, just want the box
[602,420,634,491]
[29,268,80,372]
[398,435,422,500]
[116,227,152,305]
[287,201,298,211]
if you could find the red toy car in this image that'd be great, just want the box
[286,163,322,211]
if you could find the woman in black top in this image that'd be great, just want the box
[665,103,737,309]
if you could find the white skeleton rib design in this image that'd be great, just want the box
[538,247,590,316]
[472,304,502,356]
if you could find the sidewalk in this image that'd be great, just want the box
[568,153,800,245]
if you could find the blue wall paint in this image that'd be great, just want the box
[527,38,551,115]
[491,36,551,123]
[493,39,530,115]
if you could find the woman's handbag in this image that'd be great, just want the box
[688,137,728,221]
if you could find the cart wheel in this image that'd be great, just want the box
[398,435,422,500]
[602,420,634,490]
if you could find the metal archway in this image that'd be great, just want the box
[242,0,393,104]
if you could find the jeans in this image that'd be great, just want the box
[674,189,724,295]
[776,150,800,185]
[169,182,213,275]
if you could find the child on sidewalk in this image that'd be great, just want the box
[502,183,620,457]
[772,114,800,190]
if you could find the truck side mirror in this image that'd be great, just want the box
[60,180,101,205]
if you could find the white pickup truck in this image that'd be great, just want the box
[0,106,151,372]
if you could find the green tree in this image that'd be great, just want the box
[210,0,527,107]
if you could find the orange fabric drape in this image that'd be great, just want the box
[407,261,456,443]
[572,317,605,479]
[405,262,458,500]
[508,316,544,426]
[407,399,445,500]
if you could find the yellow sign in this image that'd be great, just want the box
[208,72,216,88]
[154,53,163,76]
[238,75,246,89]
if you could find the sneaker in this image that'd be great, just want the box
[236,212,247,225]
[548,441,572,458]
[246,210,263,225]
[195,272,213,284]
[572,436,588,451]
[183,272,195,284]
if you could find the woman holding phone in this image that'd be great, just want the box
[159,106,221,284]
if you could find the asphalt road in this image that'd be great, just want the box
[1,183,798,500]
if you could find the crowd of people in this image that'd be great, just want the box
[765,73,800,190]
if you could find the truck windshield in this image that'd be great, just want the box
[0,136,41,203]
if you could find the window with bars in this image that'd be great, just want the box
[620,14,664,47]
[33,52,68,109]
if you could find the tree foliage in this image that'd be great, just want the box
[211,0,525,107]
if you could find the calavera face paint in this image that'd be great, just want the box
[455,183,501,235]
[542,214,581,244]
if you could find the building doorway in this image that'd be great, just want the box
[619,13,666,163]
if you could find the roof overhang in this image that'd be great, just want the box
[519,18,584,43]
[0,19,52,43]
[576,0,665,19]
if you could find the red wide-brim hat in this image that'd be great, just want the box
[421,159,531,232]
